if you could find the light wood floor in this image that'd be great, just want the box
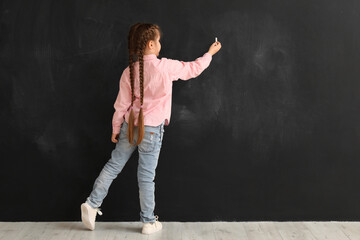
[1,221,360,240]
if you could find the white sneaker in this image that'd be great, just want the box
[81,202,103,230]
[141,215,163,234]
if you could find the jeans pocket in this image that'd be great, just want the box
[138,129,158,153]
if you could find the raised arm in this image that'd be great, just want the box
[164,52,213,81]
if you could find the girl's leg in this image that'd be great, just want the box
[136,121,165,223]
[86,121,137,208]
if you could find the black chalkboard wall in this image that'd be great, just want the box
[1,0,360,221]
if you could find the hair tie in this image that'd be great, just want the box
[140,105,143,108]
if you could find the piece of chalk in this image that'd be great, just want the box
[215,37,217,42]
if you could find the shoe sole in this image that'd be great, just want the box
[142,223,163,234]
[81,203,95,230]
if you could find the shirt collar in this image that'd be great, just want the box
[143,54,157,61]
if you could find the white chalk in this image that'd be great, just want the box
[215,37,217,42]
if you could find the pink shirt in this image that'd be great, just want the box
[112,52,213,134]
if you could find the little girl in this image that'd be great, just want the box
[81,22,221,235]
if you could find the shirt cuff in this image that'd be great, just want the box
[204,52,213,58]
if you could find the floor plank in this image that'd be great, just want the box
[1,221,360,240]
[303,221,351,240]
[276,222,317,240]
[181,222,216,240]
[337,221,360,240]
[212,222,248,240]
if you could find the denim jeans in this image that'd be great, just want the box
[86,120,165,223]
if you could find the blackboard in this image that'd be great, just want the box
[1,0,360,221]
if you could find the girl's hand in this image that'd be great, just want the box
[208,41,222,56]
[111,133,119,143]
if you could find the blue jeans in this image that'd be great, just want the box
[86,120,165,223]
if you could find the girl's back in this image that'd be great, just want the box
[113,52,213,131]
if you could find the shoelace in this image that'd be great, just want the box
[146,215,159,225]
[96,208,103,216]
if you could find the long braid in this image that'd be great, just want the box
[126,22,162,145]
[127,54,135,144]
[136,49,145,145]
[134,28,148,145]
[127,23,141,145]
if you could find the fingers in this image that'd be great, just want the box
[111,134,119,143]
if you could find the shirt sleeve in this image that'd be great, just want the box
[112,68,131,134]
[164,52,212,81]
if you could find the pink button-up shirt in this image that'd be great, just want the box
[112,52,213,134]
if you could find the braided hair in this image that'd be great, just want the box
[127,22,162,145]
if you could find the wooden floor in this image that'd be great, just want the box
[1,221,360,240]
